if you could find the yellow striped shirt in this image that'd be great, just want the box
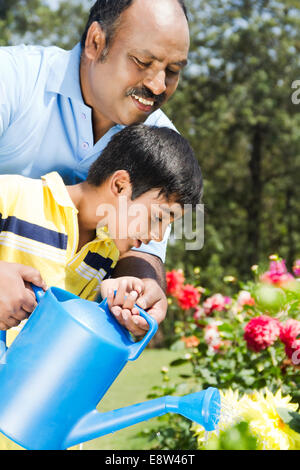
[0,171,120,301]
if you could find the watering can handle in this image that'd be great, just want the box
[101,296,158,361]
[127,306,158,361]
[0,284,45,351]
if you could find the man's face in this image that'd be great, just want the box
[82,0,190,127]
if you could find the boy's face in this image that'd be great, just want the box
[106,188,183,255]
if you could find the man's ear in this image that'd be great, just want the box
[83,21,107,61]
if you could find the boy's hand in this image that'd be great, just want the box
[100,277,167,337]
[0,261,47,330]
[100,277,145,335]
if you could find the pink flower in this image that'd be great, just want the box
[237,290,255,307]
[166,269,185,296]
[203,293,232,316]
[204,323,222,351]
[279,319,300,360]
[244,315,281,352]
[177,284,201,310]
[260,259,294,287]
[193,306,205,325]
[292,260,300,277]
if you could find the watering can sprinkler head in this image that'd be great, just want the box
[165,387,221,432]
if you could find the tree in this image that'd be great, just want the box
[164,0,300,288]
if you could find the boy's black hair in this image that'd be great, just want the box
[80,0,188,57]
[87,124,202,208]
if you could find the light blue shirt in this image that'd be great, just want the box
[0,43,176,262]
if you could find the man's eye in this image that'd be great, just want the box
[134,57,151,68]
[167,68,180,75]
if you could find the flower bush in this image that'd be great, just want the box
[143,255,300,450]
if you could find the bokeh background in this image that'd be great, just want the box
[1,0,299,292]
[1,0,300,451]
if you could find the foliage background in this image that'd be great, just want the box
[1,0,299,295]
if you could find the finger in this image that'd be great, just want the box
[135,289,159,311]
[19,266,47,290]
[122,290,138,310]
[131,306,140,315]
[130,315,149,336]
[121,308,132,322]
[133,279,144,295]
[118,310,146,336]
[106,289,115,311]
[113,279,128,306]
[21,288,38,313]
[10,307,30,322]
[110,305,123,318]
[132,314,148,330]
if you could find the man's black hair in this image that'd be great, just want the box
[80,0,188,56]
[87,124,202,209]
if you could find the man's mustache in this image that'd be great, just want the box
[127,87,166,107]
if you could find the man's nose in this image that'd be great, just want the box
[143,69,167,96]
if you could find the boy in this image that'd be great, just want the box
[0,124,202,332]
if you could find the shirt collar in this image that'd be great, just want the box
[42,172,119,252]
[41,172,78,211]
[45,43,84,103]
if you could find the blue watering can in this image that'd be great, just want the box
[0,286,221,450]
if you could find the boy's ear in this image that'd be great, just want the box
[111,170,132,197]
[83,21,107,62]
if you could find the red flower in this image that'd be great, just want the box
[244,315,281,352]
[279,319,300,360]
[177,284,201,310]
[166,269,185,296]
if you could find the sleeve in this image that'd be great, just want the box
[0,175,9,225]
[0,47,22,138]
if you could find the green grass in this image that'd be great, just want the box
[83,348,189,450]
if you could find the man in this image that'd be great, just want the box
[0,0,190,336]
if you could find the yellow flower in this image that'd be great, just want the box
[192,388,300,450]
[240,389,300,450]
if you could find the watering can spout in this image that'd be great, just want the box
[63,387,221,449]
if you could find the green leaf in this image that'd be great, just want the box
[276,407,300,434]
[170,358,190,367]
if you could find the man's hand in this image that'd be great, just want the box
[0,261,47,330]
